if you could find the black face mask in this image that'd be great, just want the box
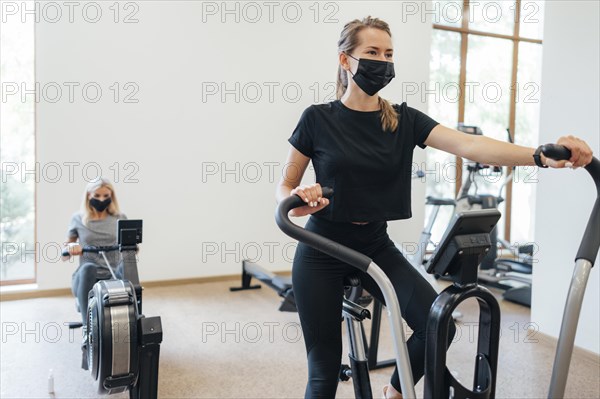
[346,53,395,96]
[90,198,111,212]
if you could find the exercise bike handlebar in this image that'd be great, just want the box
[61,245,121,257]
[274,187,372,272]
[541,144,600,267]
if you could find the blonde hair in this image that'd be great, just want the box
[80,177,121,226]
[336,16,398,132]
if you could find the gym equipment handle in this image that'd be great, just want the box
[541,143,600,192]
[62,245,120,257]
[540,144,572,161]
[541,144,600,266]
[275,187,373,272]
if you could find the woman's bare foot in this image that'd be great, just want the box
[383,384,403,399]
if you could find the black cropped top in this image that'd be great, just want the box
[288,99,439,222]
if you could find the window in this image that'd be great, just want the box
[1,1,36,285]
[426,0,544,245]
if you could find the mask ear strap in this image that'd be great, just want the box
[345,52,359,61]
[343,52,357,76]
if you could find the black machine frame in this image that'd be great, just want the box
[424,209,502,399]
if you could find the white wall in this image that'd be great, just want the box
[533,1,600,353]
[34,1,434,289]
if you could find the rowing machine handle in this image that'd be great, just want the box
[61,245,120,257]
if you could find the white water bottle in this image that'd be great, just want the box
[48,369,54,394]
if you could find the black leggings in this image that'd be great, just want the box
[292,216,456,398]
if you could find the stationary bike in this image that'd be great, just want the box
[63,220,162,398]
[276,188,503,398]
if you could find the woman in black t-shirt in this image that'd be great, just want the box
[275,17,593,399]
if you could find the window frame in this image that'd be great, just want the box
[433,0,543,241]
[1,9,37,287]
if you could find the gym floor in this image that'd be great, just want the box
[1,276,598,398]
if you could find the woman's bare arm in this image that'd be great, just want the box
[275,146,330,216]
[424,124,593,168]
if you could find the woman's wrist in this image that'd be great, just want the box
[533,146,548,168]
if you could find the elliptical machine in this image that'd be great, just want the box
[275,144,599,399]
[63,220,162,398]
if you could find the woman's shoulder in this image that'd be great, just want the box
[394,102,432,116]
[392,102,428,122]
[392,101,408,113]
[70,212,83,222]
[317,100,339,110]
[306,100,340,118]
[305,101,339,112]
[296,101,337,124]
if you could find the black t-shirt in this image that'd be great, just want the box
[288,99,439,222]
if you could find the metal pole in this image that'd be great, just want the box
[367,262,416,399]
[548,259,593,398]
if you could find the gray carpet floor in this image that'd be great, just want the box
[1,277,598,398]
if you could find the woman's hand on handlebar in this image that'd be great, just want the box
[546,136,593,169]
[289,183,330,217]
[66,243,82,256]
